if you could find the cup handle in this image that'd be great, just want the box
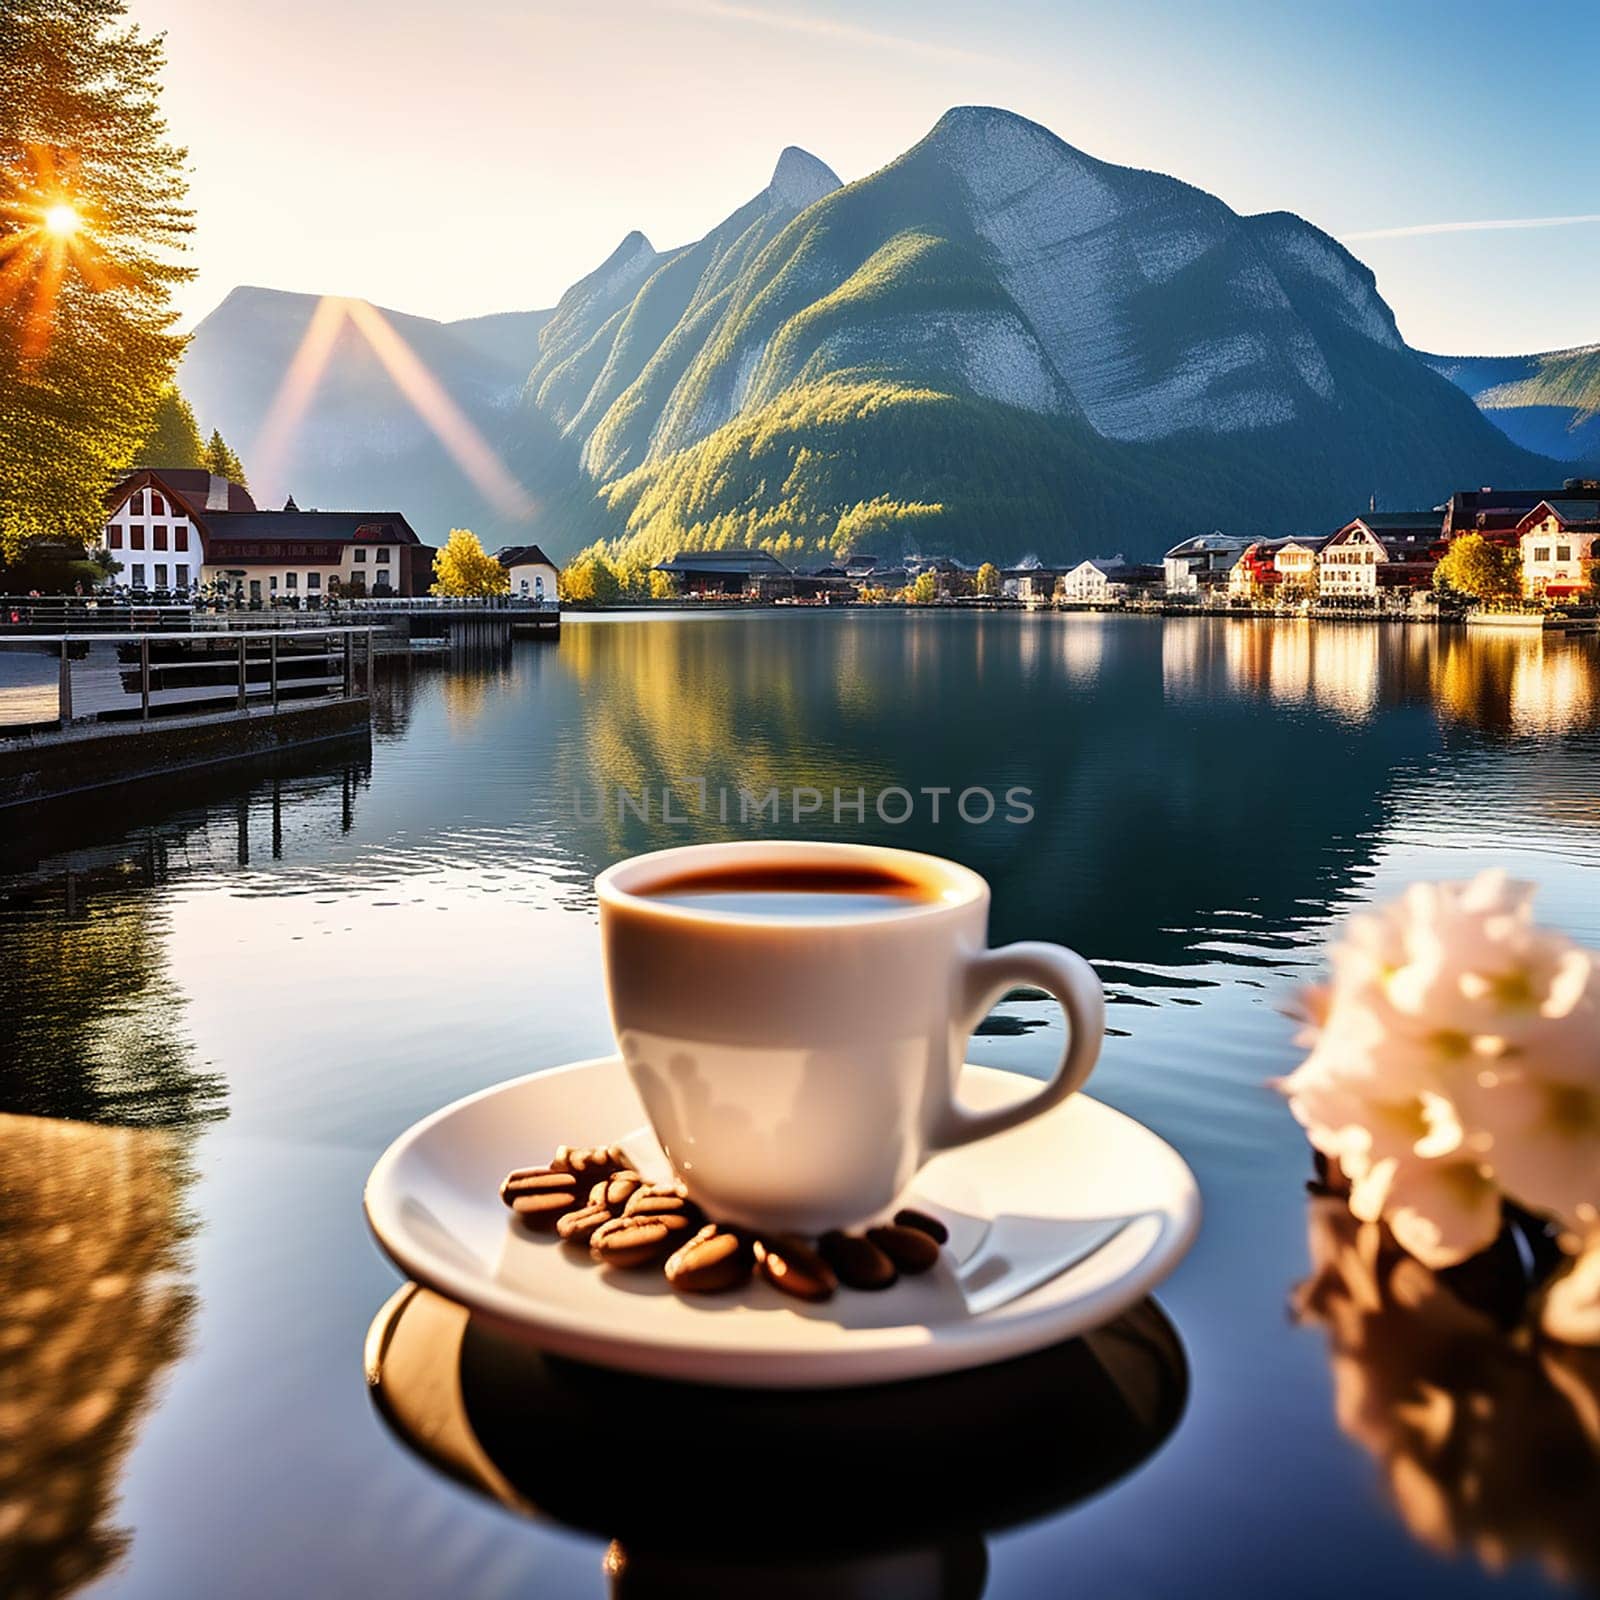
[931,942,1106,1152]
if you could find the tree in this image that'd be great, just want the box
[203,426,247,487]
[0,0,194,564]
[131,384,203,467]
[1434,534,1521,604]
[559,549,620,605]
[430,528,508,597]
[910,570,938,605]
[649,569,676,600]
[975,561,1001,597]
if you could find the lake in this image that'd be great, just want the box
[4,610,1599,1598]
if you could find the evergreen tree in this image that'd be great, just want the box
[132,384,204,468]
[0,0,194,563]
[203,427,247,487]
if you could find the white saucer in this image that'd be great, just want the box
[364,1056,1200,1388]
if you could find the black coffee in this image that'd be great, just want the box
[644,863,939,919]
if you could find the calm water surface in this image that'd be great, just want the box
[3,611,1599,1598]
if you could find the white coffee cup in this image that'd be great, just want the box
[596,840,1105,1235]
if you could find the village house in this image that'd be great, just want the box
[102,469,429,600]
[1517,499,1600,601]
[1058,557,1162,604]
[1317,512,1442,600]
[494,543,559,601]
[1441,478,1600,546]
[1162,532,1252,597]
[1273,537,1328,597]
[652,550,796,599]
[1002,563,1064,605]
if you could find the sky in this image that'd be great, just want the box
[133,0,1599,355]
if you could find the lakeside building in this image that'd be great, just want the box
[102,469,430,599]
[1318,513,1442,600]
[1441,479,1600,546]
[1059,557,1162,603]
[1227,536,1329,600]
[494,543,558,600]
[654,550,798,598]
[1517,500,1600,601]
[1162,532,1252,597]
[1273,537,1329,597]
[1002,563,1064,605]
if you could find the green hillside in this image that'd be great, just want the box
[1424,344,1600,466]
[508,108,1558,566]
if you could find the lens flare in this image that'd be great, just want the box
[43,203,82,239]
[251,296,536,523]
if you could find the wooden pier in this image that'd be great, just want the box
[0,626,376,808]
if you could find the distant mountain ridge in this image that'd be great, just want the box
[179,107,1559,561]
[1424,345,1600,468]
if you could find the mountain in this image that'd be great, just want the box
[180,108,1557,565]
[178,288,551,539]
[1424,345,1600,468]
[520,107,1552,566]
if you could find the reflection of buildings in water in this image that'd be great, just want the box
[1431,632,1600,737]
[1295,1198,1600,1588]
[0,1116,198,1599]
[1059,617,1108,683]
[1159,616,1209,702]
[1267,621,1312,705]
[365,1284,1188,1599]
[1309,626,1380,722]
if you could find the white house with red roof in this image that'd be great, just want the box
[1516,499,1600,601]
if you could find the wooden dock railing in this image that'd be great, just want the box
[0,627,375,734]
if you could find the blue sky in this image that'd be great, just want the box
[140,0,1598,353]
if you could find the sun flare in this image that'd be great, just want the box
[43,202,83,238]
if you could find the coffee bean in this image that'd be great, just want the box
[893,1208,949,1246]
[500,1167,581,1227]
[753,1235,837,1302]
[624,1184,703,1228]
[665,1225,755,1294]
[819,1230,897,1291]
[867,1224,940,1274]
[553,1144,630,1183]
[556,1199,613,1244]
[591,1214,682,1269]
[597,1170,645,1210]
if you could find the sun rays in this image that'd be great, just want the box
[252,295,536,522]
[0,145,129,363]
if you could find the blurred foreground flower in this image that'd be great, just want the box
[1296,1198,1600,1585]
[1278,872,1600,1343]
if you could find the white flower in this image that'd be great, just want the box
[1542,1232,1600,1347]
[1281,872,1600,1304]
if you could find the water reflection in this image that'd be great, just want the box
[0,1115,198,1599]
[1295,1197,1600,1588]
[0,743,375,1127]
[365,1283,1188,1598]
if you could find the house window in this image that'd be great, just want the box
[108,525,123,548]
[176,564,190,587]
[151,493,166,515]
[353,548,367,562]
[1534,546,1551,563]
[269,576,278,593]
[131,563,146,585]
[175,527,188,551]
[130,491,144,515]
[376,547,390,563]
[130,527,145,550]
[307,572,321,590]
[154,564,168,588]
[1557,545,1572,562]
[285,572,298,590]
[154,525,168,550]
